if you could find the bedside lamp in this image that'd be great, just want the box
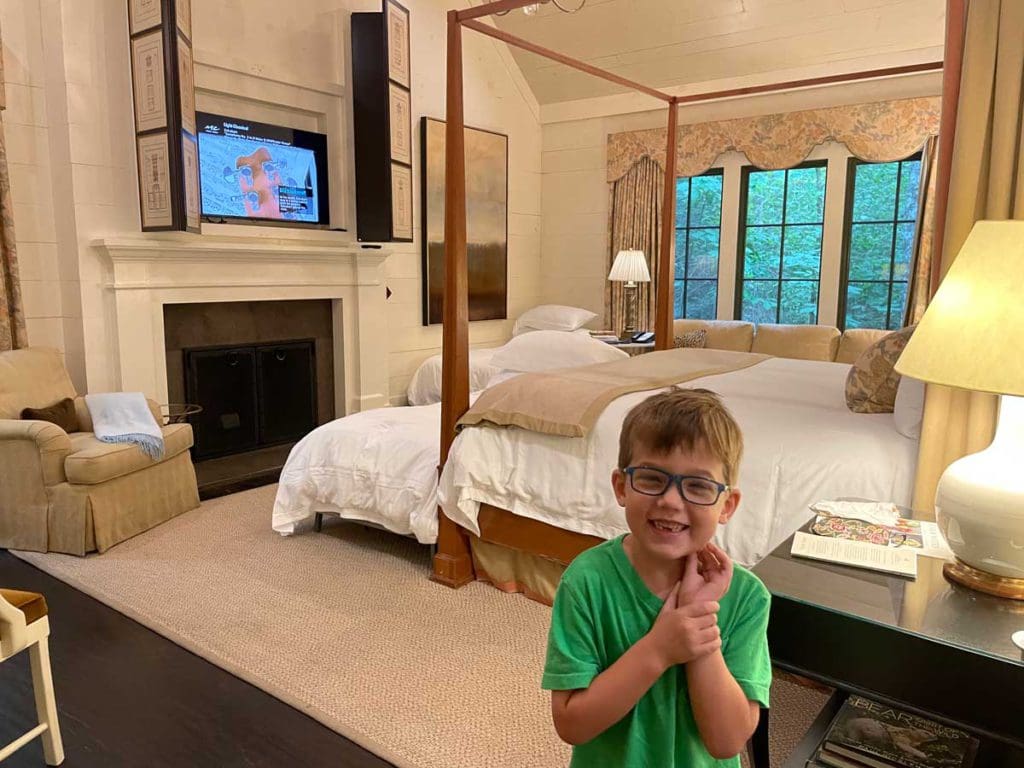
[895,220,1024,599]
[608,249,651,337]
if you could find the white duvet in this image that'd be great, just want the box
[272,401,452,543]
[438,357,919,566]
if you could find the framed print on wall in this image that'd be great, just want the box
[131,32,167,132]
[388,83,411,165]
[385,0,410,89]
[391,163,413,241]
[182,132,201,230]
[137,132,173,228]
[175,0,192,40]
[177,36,196,135]
[421,116,508,325]
[129,0,162,35]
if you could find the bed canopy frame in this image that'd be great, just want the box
[431,0,944,588]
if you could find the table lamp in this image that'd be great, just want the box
[895,219,1024,600]
[608,249,650,337]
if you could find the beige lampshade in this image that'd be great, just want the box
[608,250,650,283]
[895,219,1024,397]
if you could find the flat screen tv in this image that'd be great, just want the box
[196,112,329,226]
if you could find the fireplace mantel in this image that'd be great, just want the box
[93,233,391,416]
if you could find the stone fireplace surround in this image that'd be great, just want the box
[93,233,391,418]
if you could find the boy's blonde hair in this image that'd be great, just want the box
[617,388,743,485]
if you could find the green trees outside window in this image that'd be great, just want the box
[840,156,922,330]
[673,171,723,320]
[736,163,827,325]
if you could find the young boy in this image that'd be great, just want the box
[542,387,771,767]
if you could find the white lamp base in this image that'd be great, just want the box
[936,394,1024,599]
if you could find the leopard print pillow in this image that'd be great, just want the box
[673,329,707,349]
[845,325,916,414]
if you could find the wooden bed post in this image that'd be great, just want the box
[654,98,678,350]
[432,9,474,589]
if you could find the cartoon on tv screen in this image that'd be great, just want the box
[196,113,327,224]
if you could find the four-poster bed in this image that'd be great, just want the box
[430,0,936,592]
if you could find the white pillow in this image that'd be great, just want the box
[893,375,926,439]
[512,305,597,336]
[490,330,628,372]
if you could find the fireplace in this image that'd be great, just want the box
[163,298,334,493]
[184,340,318,460]
[94,233,390,495]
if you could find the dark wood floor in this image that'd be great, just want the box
[0,551,395,768]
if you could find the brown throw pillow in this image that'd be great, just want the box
[674,329,707,349]
[845,325,916,413]
[21,397,79,433]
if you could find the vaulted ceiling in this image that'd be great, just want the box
[491,0,945,105]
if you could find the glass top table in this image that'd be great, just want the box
[754,525,1024,669]
[753,518,1024,750]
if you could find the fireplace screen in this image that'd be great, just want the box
[184,340,317,460]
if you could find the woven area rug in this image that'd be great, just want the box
[16,485,828,767]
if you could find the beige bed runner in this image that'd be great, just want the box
[458,348,770,438]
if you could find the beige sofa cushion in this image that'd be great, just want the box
[0,348,76,419]
[751,323,840,361]
[845,325,916,413]
[672,319,754,352]
[64,424,194,485]
[835,328,891,364]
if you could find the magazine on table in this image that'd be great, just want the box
[810,513,953,560]
[817,695,979,768]
[790,531,918,577]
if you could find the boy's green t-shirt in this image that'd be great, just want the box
[542,535,772,768]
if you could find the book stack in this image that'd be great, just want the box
[807,695,979,768]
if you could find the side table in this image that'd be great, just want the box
[160,403,203,426]
[752,520,1024,766]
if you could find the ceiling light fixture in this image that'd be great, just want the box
[496,0,586,16]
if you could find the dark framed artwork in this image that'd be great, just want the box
[421,116,508,325]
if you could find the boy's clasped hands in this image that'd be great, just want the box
[646,542,733,669]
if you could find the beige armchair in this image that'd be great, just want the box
[0,348,200,555]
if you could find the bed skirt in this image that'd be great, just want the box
[470,537,568,606]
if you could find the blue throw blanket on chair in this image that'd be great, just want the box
[84,392,165,460]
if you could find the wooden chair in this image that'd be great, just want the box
[0,589,64,765]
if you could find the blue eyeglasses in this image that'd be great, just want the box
[623,466,729,506]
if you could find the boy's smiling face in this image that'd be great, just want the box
[612,442,740,565]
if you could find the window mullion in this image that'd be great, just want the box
[777,170,789,323]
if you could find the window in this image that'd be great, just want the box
[674,170,723,319]
[736,162,827,324]
[839,155,922,330]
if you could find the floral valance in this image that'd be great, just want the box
[607,96,941,182]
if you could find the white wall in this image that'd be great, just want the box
[539,73,943,329]
[1,0,542,404]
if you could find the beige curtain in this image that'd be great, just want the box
[911,0,1021,514]
[0,113,28,352]
[606,156,662,335]
[904,135,939,325]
